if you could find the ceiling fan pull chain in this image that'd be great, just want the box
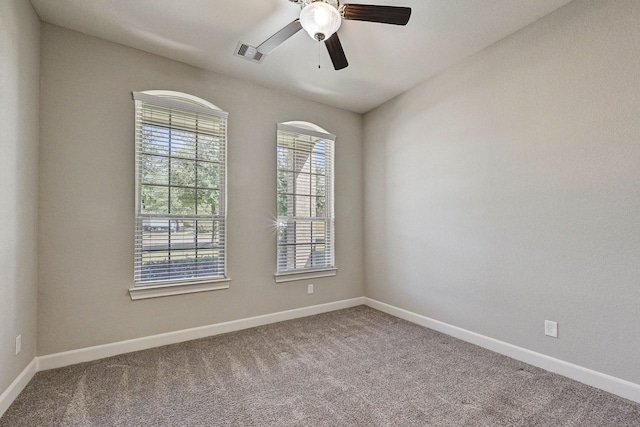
[318,41,321,69]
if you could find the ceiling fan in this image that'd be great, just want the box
[254,0,411,70]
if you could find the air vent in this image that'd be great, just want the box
[234,42,264,63]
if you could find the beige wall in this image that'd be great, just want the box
[363,0,640,384]
[38,24,364,355]
[0,0,40,392]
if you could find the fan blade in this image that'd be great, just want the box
[256,20,303,55]
[341,4,411,25]
[324,33,348,70]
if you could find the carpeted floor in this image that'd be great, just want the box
[1,306,639,426]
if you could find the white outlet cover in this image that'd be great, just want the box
[545,320,558,338]
[308,284,314,294]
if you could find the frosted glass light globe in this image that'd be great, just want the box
[300,1,341,41]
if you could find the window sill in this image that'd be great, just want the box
[274,268,337,283]
[129,278,230,300]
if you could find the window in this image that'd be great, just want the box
[130,91,228,299]
[276,122,336,282]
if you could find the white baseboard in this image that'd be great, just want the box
[364,297,640,404]
[4,295,637,419]
[38,297,365,371]
[0,358,38,418]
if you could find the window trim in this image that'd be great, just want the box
[274,121,336,282]
[274,267,337,283]
[129,278,230,300]
[130,90,229,300]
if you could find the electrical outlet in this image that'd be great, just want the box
[545,320,558,338]
[308,284,314,294]
[15,335,22,355]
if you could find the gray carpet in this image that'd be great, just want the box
[2,306,639,426]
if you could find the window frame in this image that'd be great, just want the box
[275,122,337,283]
[129,90,230,300]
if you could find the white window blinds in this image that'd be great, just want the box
[133,91,228,286]
[277,123,335,274]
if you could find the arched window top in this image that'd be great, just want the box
[279,121,336,141]
[141,90,222,111]
[282,121,328,134]
[133,90,227,119]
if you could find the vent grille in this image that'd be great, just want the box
[234,42,264,63]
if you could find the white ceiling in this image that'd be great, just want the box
[29,0,574,114]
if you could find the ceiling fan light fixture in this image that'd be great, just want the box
[300,1,341,41]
